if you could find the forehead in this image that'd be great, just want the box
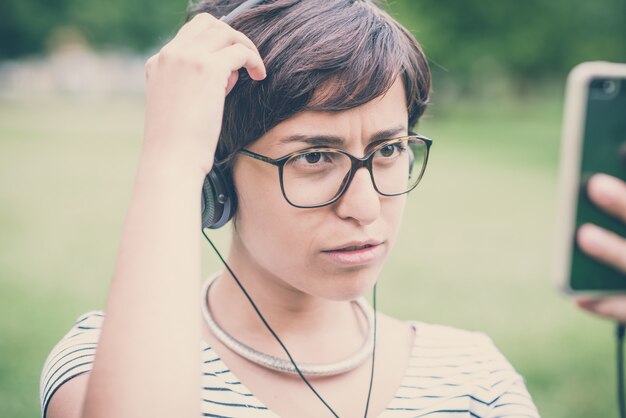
[255,78,409,150]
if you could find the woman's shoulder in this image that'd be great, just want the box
[405,319,515,366]
[408,319,497,347]
[53,310,106,345]
[396,319,540,417]
[71,310,106,328]
[40,311,105,417]
[44,310,106,355]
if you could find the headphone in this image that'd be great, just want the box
[201,164,237,229]
[201,0,267,229]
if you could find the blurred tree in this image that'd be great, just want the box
[0,0,185,59]
[65,0,186,52]
[391,0,626,93]
[0,0,624,93]
[0,0,71,58]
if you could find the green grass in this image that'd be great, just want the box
[0,94,617,418]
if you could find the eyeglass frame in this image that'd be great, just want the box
[236,133,433,209]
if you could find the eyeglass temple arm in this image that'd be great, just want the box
[239,149,281,166]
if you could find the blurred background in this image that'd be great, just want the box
[1,0,625,417]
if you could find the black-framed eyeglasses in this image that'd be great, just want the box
[239,134,433,208]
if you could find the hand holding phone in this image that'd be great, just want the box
[554,61,626,298]
[575,174,626,320]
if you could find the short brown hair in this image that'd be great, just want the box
[186,0,431,166]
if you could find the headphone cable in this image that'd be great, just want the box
[363,281,377,418]
[618,322,625,418]
[202,228,377,418]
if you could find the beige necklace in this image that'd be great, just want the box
[201,274,375,377]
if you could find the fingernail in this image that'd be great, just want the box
[578,224,608,255]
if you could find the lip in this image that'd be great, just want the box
[321,240,385,266]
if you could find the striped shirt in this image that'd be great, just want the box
[40,311,539,418]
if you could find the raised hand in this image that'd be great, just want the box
[576,173,626,322]
[142,12,266,177]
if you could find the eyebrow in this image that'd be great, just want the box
[277,125,407,147]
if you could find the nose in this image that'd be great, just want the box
[333,167,381,225]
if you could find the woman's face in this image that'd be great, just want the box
[231,78,409,301]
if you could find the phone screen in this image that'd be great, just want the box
[569,75,626,291]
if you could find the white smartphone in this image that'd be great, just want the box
[554,61,626,295]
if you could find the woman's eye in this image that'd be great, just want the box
[376,143,404,158]
[379,145,396,157]
[289,151,333,167]
[304,152,322,164]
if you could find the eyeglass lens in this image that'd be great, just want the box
[281,138,427,207]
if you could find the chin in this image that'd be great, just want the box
[316,266,381,301]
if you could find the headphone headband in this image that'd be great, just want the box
[201,0,269,229]
[220,0,268,24]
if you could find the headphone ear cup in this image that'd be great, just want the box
[201,165,237,229]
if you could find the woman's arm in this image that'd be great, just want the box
[80,155,205,418]
[44,13,266,418]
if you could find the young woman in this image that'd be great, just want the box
[40,1,542,417]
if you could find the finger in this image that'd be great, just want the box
[576,296,626,323]
[214,43,266,81]
[176,13,221,40]
[225,71,239,95]
[587,173,626,223]
[577,223,626,272]
[145,53,158,79]
[191,26,262,57]
[159,14,218,57]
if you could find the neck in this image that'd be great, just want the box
[205,236,370,363]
